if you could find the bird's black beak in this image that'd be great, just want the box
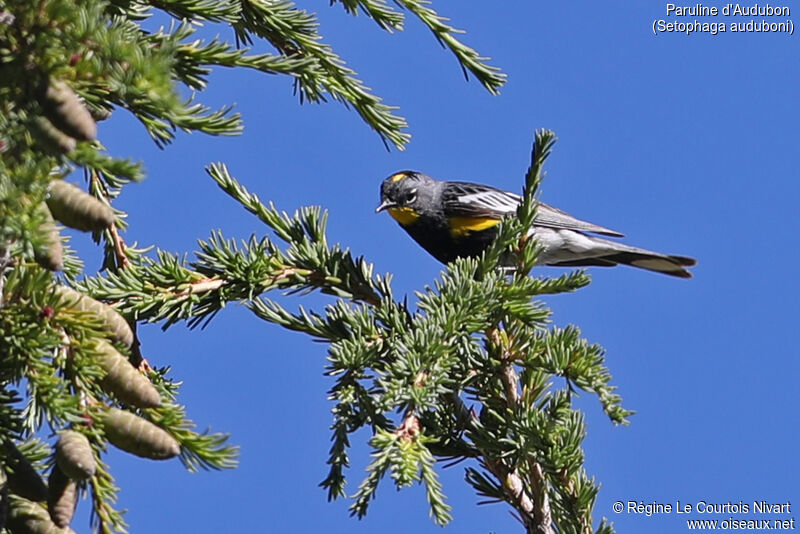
[375,199,396,213]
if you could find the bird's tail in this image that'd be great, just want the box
[547,238,697,278]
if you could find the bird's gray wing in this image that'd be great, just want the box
[442,182,522,218]
[534,202,624,237]
[444,182,625,237]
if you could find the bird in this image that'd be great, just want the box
[375,170,697,278]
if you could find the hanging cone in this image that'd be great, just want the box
[39,79,96,142]
[32,204,63,272]
[29,117,76,156]
[7,497,75,534]
[46,469,76,529]
[102,408,180,460]
[54,432,95,481]
[94,340,160,409]
[45,181,114,233]
[54,286,133,348]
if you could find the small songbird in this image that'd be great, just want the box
[376,171,697,278]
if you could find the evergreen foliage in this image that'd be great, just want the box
[0,1,628,533]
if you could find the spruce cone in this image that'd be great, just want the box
[45,181,114,233]
[103,408,180,460]
[32,204,63,272]
[46,469,75,529]
[54,432,95,481]
[94,340,160,409]
[7,498,75,534]
[54,286,133,348]
[29,117,76,156]
[39,79,96,142]
[3,443,47,503]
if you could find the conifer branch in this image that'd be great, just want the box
[235,0,411,149]
[107,224,131,271]
[330,0,405,31]
[487,324,553,534]
[148,0,242,23]
[393,0,506,94]
[173,31,316,90]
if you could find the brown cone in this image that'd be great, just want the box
[29,117,76,156]
[32,204,63,272]
[46,181,114,233]
[54,432,95,481]
[94,340,160,409]
[46,469,76,528]
[103,408,180,460]
[54,286,133,348]
[7,497,75,534]
[39,79,97,142]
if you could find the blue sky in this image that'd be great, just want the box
[67,3,798,533]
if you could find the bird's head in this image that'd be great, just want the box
[376,171,436,225]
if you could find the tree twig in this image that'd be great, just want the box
[489,326,555,534]
[107,223,131,270]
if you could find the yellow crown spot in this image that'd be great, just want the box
[448,216,501,237]
[390,172,408,183]
[388,207,420,225]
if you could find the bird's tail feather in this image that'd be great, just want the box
[548,239,697,278]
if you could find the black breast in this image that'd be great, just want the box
[402,216,500,264]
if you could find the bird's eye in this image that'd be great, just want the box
[406,189,418,204]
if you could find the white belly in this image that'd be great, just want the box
[530,227,613,264]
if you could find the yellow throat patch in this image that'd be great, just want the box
[388,207,420,225]
[448,216,501,237]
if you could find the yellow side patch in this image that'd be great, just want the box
[449,216,501,237]
[390,172,408,182]
[388,207,420,225]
